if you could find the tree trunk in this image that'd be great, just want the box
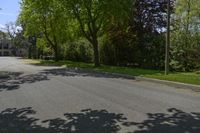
[54,44,59,62]
[92,39,100,67]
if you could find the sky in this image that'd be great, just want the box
[0,0,20,29]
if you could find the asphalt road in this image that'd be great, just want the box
[0,57,200,133]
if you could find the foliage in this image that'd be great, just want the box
[100,0,171,69]
[100,24,136,66]
[36,38,53,57]
[17,0,200,71]
[19,0,70,61]
[63,39,93,62]
[171,0,200,71]
[5,22,28,48]
[59,0,132,66]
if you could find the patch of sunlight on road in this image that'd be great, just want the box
[21,59,40,65]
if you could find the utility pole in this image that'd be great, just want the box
[165,0,170,75]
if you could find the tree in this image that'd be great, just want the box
[128,0,175,68]
[171,0,200,71]
[60,0,132,66]
[0,31,8,40]
[5,22,17,41]
[19,0,70,61]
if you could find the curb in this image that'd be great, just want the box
[90,70,200,91]
[135,76,200,91]
[68,68,200,91]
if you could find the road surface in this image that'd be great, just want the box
[0,57,200,133]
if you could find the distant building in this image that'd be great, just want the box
[0,39,28,57]
[0,39,12,56]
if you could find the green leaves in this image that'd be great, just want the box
[57,0,132,65]
[171,0,200,71]
[19,0,72,60]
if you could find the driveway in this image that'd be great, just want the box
[0,57,200,133]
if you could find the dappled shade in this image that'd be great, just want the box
[0,108,127,133]
[0,68,134,92]
[124,108,200,133]
[0,71,48,92]
[0,107,200,133]
[0,107,43,133]
[43,109,127,133]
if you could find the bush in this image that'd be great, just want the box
[100,34,136,66]
[100,32,165,69]
[170,48,200,71]
[63,39,93,63]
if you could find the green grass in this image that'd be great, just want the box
[24,59,200,85]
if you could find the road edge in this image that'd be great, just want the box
[90,70,200,91]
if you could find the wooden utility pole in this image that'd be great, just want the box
[165,0,170,75]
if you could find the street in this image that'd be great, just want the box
[0,57,200,133]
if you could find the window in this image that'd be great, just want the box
[3,44,9,49]
[3,51,9,56]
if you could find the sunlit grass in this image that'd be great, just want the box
[23,59,200,85]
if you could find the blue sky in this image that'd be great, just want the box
[0,0,20,28]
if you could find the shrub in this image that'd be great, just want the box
[63,39,93,63]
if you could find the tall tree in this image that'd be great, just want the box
[171,0,200,71]
[5,22,28,50]
[20,0,70,61]
[60,0,132,66]
[129,0,175,68]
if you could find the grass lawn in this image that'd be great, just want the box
[23,59,200,86]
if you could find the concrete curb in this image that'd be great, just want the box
[135,76,200,91]
[90,70,200,91]
[67,68,200,91]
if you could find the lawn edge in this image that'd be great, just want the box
[95,70,200,91]
[23,59,200,90]
[136,76,200,91]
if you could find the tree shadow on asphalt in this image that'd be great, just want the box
[0,107,43,133]
[0,72,23,91]
[43,109,127,133]
[124,108,200,133]
[0,72,49,92]
[0,68,135,92]
[43,68,135,79]
[0,107,127,133]
[0,107,200,133]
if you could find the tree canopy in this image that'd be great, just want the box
[17,0,200,71]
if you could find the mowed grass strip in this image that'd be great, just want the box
[23,59,200,85]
